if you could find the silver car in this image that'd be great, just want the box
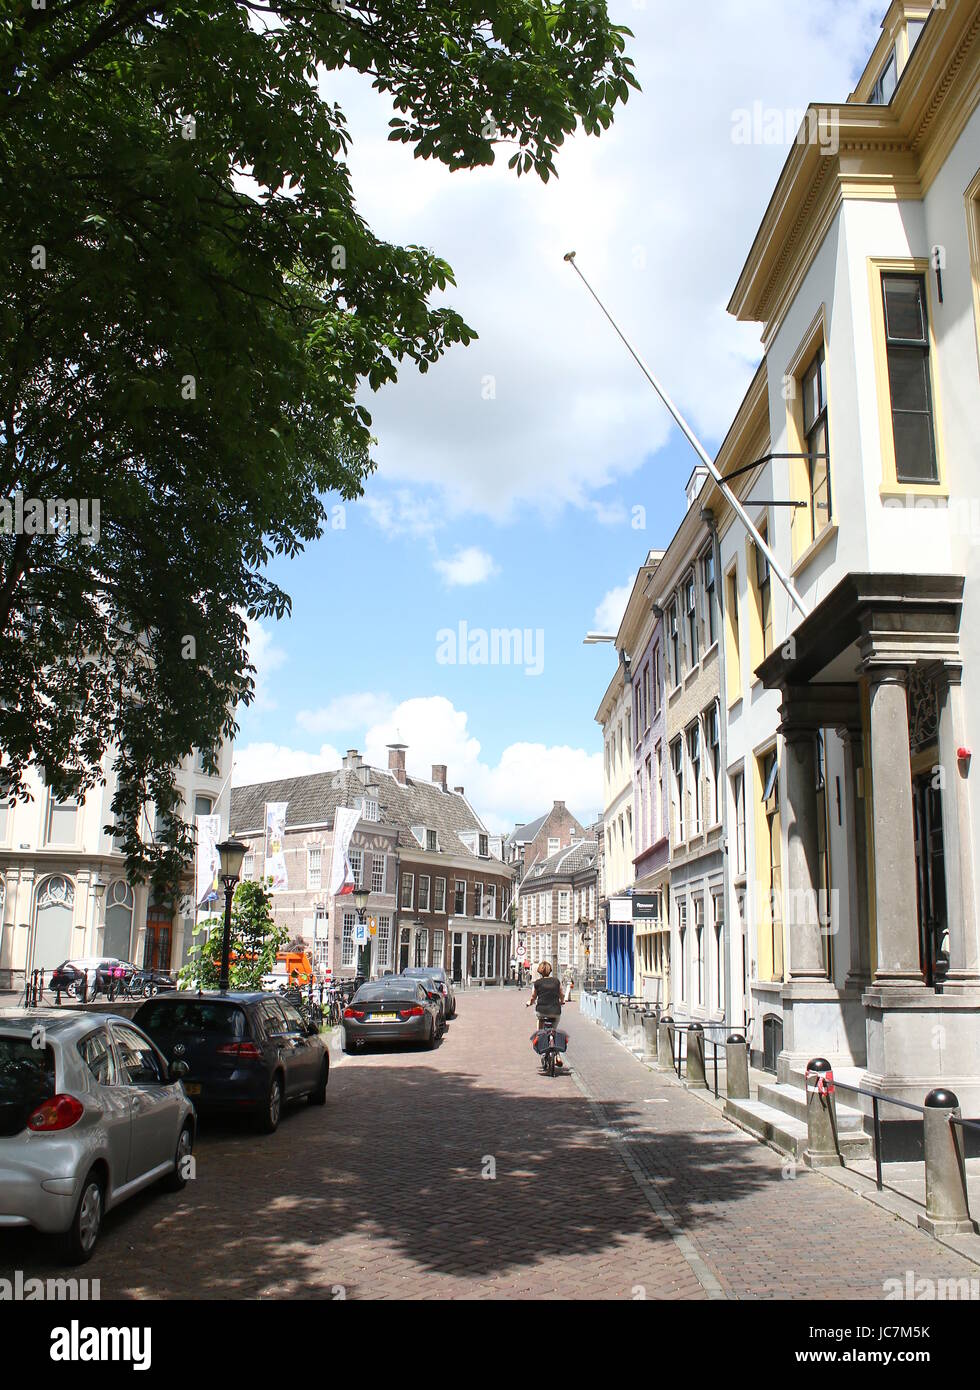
[0,1009,195,1263]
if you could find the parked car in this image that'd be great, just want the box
[398,969,449,1028]
[133,992,328,1134]
[130,967,177,997]
[342,979,442,1052]
[401,965,456,1019]
[0,1010,195,1263]
[48,958,104,998]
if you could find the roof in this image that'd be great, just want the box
[521,839,598,888]
[231,763,496,861]
[504,810,549,850]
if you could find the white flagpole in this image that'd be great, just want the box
[563,251,810,621]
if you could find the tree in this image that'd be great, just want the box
[0,1,637,900]
[182,877,287,991]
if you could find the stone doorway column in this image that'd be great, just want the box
[782,728,826,981]
[865,666,921,986]
[837,727,872,988]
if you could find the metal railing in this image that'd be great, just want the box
[828,1079,927,1194]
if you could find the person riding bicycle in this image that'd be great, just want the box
[526,961,565,1067]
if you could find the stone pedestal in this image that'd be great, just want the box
[862,984,980,1112]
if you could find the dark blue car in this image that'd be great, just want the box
[133,992,328,1133]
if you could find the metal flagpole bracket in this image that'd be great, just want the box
[563,251,811,622]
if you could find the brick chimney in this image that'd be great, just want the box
[343,748,362,770]
[454,785,465,796]
[553,799,565,812]
[432,764,448,792]
[387,743,407,785]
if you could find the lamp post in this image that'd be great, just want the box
[352,885,370,980]
[579,917,592,990]
[216,837,247,992]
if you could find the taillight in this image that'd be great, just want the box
[216,1041,263,1059]
[399,1006,425,1019]
[343,1008,365,1020]
[28,1094,84,1132]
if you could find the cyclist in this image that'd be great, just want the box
[526,960,566,1067]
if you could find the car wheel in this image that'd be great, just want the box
[257,1073,283,1134]
[424,1018,436,1050]
[308,1058,328,1105]
[162,1123,194,1192]
[64,1169,103,1265]
[341,1029,354,1054]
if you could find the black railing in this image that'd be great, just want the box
[828,1079,927,1194]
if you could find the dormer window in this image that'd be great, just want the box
[479,833,488,857]
[360,797,380,822]
[869,46,898,105]
[426,828,438,852]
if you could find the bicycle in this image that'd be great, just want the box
[530,1012,568,1077]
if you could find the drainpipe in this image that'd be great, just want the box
[703,506,734,1030]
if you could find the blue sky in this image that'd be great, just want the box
[234,0,885,833]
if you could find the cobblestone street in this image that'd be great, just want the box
[4,989,979,1300]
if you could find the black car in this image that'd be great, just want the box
[133,992,328,1133]
[130,966,177,997]
[401,966,456,1019]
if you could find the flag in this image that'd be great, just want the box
[195,814,222,911]
[329,805,360,897]
[265,802,289,891]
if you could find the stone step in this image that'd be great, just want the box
[757,1080,868,1133]
[724,1096,874,1161]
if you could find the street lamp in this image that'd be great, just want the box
[352,886,371,980]
[215,837,247,992]
[578,916,592,990]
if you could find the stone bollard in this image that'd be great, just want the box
[725,1033,750,1100]
[803,1057,843,1168]
[918,1089,978,1237]
[629,1005,643,1050]
[686,1023,707,1089]
[641,1010,658,1060]
[657,1016,675,1072]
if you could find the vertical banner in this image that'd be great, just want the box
[195,814,221,912]
[329,805,360,898]
[265,802,289,891]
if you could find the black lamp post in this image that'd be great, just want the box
[579,917,592,989]
[216,837,247,992]
[352,885,371,980]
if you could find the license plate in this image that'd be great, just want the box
[184,1083,202,1096]
[367,1012,397,1022]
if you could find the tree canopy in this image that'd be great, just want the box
[0,0,636,899]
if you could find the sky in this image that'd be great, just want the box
[232,0,887,834]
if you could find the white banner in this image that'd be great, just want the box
[265,802,289,891]
[195,814,221,912]
[329,805,360,898]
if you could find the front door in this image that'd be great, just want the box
[399,927,411,972]
[451,933,463,983]
[144,908,172,971]
[413,927,428,968]
[912,773,949,986]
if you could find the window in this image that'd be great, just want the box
[760,748,783,982]
[417,875,431,912]
[752,522,773,661]
[432,928,445,967]
[473,882,483,917]
[706,704,720,826]
[702,549,717,647]
[725,562,741,705]
[732,769,747,876]
[652,645,661,716]
[802,345,831,540]
[645,754,653,847]
[371,853,386,894]
[479,834,488,858]
[685,574,699,668]
[882,274,938,484]
[193,794,213,819]
[671,739,684,843]
[668,600,680,685]
[713,895,725,1011]
[342,911,356,968]
[0,800,8,840]
[426,828,438,852]
[558,932,570,966]
[486,884,497,919]
[400,873,414,911]
[642,662,651,729]
[678,899,688,1001]
[434,876,446,913]
[547,837,560,856]
[242,852,255,880]
[360,797,380,822]
[307,846,321,891]
[869,46,897,105]
[78,1030,116,1086]
[349,847,364,890]
[687,722,702,837]
[377,915,392,969]
[113,1025,164,1085]
[46,796,78,846]
[694,897,705,1007]
[558,890,570,924]
[454,880,466,915]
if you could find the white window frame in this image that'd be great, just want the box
[400,872,414,911]
[417,874,431,913]
[434,876,447,913]
[307,845,322,891]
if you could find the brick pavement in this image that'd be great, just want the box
[2,989,978,1299]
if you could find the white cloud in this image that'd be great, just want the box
[433,546,499,587]
[232,741,343,786]
[296,693,394,735]
[233,695,602,833]
[593,575,635,637]
[323,1,883,524]
[244,616,287,713]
